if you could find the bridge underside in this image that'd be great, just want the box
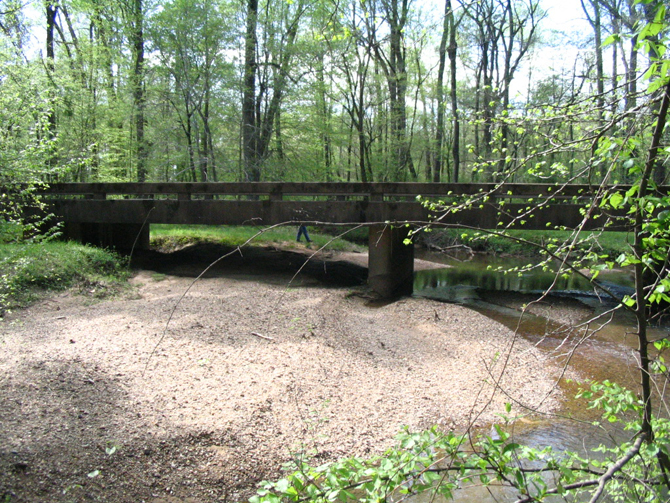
[62,222,151,252]
[60,221,416,298]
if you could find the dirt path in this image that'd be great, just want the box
[0,248,564,502]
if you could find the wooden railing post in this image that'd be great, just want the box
[369,187,384,202]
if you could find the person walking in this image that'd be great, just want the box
[296,225,312,242]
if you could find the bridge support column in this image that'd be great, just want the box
[368,224,414,298]
[63,223,150,252]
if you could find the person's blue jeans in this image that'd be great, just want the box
[296,225,311,242]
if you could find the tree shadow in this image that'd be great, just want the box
[0,356,267,502]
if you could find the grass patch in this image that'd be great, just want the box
[0,223,24,243]
[0,241,129,313]
[150,224,365,253]
[422,228,633,259]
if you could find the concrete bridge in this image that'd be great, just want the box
[37,182,631,297]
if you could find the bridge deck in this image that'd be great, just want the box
[36,182,633,231]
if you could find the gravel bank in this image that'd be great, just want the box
[0,249,563,502]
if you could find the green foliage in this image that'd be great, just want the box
[0,241,128,313]
[0,223,23,243]
[249,380,670,503]
[251,427,466,503]
[0,183,61,243]
[246,382,656,502]
[0,48,60,180]
[0,42,67,240]
[423,228,632,259]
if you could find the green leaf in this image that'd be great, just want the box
[609,192,624,209]
[603,33,620,46]
[503,443,521,454]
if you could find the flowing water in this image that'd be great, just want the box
[411,252,669,501]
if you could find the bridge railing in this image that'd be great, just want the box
[36,182,629,202]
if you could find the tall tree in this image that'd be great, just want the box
[242,0,307,181]
[460,0,541,181]
[328,0,375,182]
[242,0,259,181]
[45,0,58,177]
[434,0,460,182]
[446,0,460,183]
[581,0,606,124]
[121,0,147,182]
[368,0,417,181]
[152,0,227,182]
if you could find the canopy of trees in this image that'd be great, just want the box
[1,0,663,185]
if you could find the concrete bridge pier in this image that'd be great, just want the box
[63,223,150,252]
[368,224,414,298]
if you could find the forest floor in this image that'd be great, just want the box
[0,244,575,503]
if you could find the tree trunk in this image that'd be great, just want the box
[316,52,333,180]
[201,90,217,181]
[447,0,460,182]
[633,78,670,440]
[582,0,605,124]
[371,0,416,181]
[45,1,58,177]
[242,0,260,181]
[389,0,415,180]
[357,80,368,183]
[610,13,619,116]
[185,115,197,182]
[130,0,147,182]
[434,0,449,183]
[275,109,284,162]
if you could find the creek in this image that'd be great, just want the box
[411,252,668,501]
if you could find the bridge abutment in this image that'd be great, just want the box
[368,225,414,298]
[63,223,150,252]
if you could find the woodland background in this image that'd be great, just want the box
[1,0,660,187]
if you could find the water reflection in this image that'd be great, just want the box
[410,254,651,503]
[414,254,633,300]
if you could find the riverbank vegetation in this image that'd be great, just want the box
[150,224,366,252]
[0,240,128,314]
[422,228,633,260]
[152,223,633,260]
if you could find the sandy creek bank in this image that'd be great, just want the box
[0,245,566,502]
